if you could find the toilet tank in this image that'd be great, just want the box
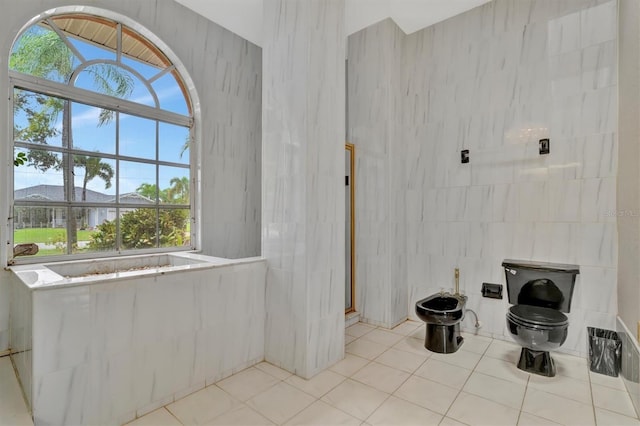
[502,259,580,313]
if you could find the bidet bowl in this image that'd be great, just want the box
[415,294,466,325]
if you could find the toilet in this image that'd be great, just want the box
[502,259,580,377]
[415,292,467,354]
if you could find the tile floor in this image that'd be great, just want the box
[2,320,640,425]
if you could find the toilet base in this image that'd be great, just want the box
[424,323,464,353]
[517,347,556,377]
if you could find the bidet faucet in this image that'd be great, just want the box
[454,268,460,295]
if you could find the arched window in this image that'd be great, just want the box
[10,12,195,262]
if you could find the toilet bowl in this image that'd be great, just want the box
[503,260,579,377]
[415,293,466,353]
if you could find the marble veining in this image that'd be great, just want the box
[348,0,618,356]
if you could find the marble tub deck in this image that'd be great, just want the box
[2,320,639,426]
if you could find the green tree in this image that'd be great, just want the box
[11,25,133,247]
[167,176,189,204]
[88,208,188,250]
[74,155,114,227]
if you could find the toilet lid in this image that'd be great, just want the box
[508,305,568,327]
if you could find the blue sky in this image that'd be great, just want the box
[13,25,191,198]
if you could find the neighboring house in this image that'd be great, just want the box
[14,185,153,229]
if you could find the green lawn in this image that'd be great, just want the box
[14,228,94,244]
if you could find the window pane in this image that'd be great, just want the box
[119,114,156,160]
[159,122,190,163]
[159,166,189,205]
[14,150,64,199]
[14,205,67,257]
[151,72,189,115]
[74,64,148,106]
[10,25,79,83]
[120,208,157,249]
[13,89,65,147]
[159,208,190,247]
[119,161,156,203]
[72,207,116,254]
[71,102,116,154]
[73,155,116,202]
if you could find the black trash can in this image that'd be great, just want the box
[587,327,622,377]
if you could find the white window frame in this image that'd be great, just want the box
[6,8,201,265]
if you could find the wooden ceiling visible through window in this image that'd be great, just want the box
[40,14,191,114]
[48,14,171,68]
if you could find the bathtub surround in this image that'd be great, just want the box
[0,0,262,353]
[347,19,408,328]
[10,254,267,425]
[261,0,346,378]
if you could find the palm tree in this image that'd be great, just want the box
[74,155,114,228]
[11,24,133,247]
[167,176,190,204]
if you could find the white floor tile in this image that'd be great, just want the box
[216,367,280,401]
[346,338,389,360]
[522,388,595,425]
[321,379,389,421]
[284,400,360,425]
[592,383,638,418]
[346,323,375,338]
[447,391,520,426]
[166,385,241,424]
[345,334,357,345]
[459,333,492,355]
[285,369,345,398]
[247,382,315,424]
[428,348,482,370]
[366,395,442,426]
[375,347,429,373]
[595,407,640,425]
[553,352,590,382]
[438,416,468,426]
[393,375,459,415]
[409,325,426,340]
[393,336,430,356]
[254,361,293,380]
[528,372,593,405]
[414,358,472,390]
[207,404,274,426]
[517,411,561,425]
[590,371,628,390]
[390,321,421,336]
[329,354,370,377]
[474,355,530,385]
[351,361,411,393]
[484,339,521,363]
[126,408,181,426]
[360,329,404,347]
[463,371,526,410]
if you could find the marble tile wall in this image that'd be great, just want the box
[347,19,408,328]
[262,0,346,378]
[401,0,618,356]
[8,273,32,409]
[618,317,640,417]
[23,261,266,425]
[617,0,640,342]
[0,0,263,342]
[0,271,9,352]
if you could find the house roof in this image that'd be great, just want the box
[14,185,153,204]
